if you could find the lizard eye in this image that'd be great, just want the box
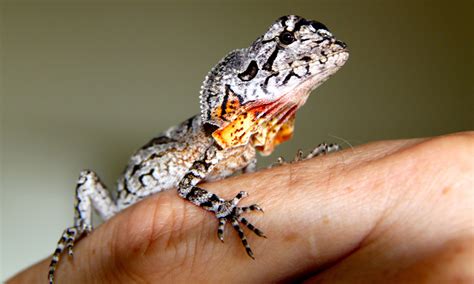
[279,31,296,45]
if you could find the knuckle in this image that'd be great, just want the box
[415,131,474,170]
[402,131,474,196]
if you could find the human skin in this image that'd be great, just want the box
[7,132,474,283]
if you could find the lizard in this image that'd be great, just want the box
[48,15,349,283]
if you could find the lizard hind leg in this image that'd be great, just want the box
[48,170,117,284]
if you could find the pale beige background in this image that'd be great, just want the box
[1,0,473,280]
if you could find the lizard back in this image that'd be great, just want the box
[116,115,256,209]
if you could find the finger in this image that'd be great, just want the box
[7,138,428,283]
[9,133,473,283]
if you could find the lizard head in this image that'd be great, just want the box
[200,15,349,155]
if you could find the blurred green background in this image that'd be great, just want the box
[1,0,473,280]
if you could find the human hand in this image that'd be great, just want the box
[8,132,474,283]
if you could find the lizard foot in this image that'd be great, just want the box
[271,142,341,168]
[215,191,265,259]
[48,224,91,284]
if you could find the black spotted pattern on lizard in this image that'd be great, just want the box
[48,15,349,283]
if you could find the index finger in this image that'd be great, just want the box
[8,133,473,283]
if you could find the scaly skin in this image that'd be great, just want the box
[48,15,349,283]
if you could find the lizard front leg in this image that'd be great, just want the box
[48,170,117,284]
[177,144,265,258]
[272,143,341,167]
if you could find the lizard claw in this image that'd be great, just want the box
[270,156,287,168]
[215,192,265,258]
[217,218,226,242]
[294,149,304,162]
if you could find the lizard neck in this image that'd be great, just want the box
[199,49,243,129]
[198,50,298,155]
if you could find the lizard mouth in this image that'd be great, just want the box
[277,50,349,74]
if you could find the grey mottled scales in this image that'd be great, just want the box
[117,115,256,208]
[48,15,349,283]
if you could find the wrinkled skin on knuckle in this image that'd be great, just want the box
[412,131,473,190]
[390,132,472,188]
[370,131,474,250]
[439,132,474,172]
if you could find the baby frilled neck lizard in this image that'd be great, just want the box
[48,15,348,283]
